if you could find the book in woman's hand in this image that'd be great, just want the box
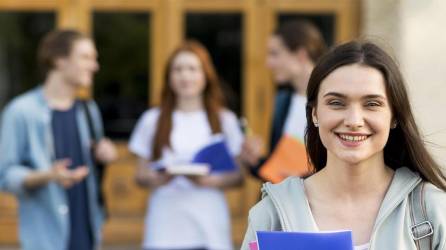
[254,230,353,250]
[149,162,210,176]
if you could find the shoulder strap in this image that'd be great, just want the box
[270,89,293,152]
[81,101,99,141]
[409,181,433,250]
[80,100,108,215]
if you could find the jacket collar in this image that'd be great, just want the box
[373,167,421,228]
[35,85,50,110]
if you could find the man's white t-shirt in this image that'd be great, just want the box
[283,93,307,142]
[129,108,243,250]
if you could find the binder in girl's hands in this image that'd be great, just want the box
[191,134,238,173]
[255,230,353,250]
[150,135,237,175]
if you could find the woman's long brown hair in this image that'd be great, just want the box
[305,41,446,191]
[151,40,225,160]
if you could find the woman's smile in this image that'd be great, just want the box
[335,132,372,147]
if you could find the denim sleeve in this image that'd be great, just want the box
[0,103,32,196]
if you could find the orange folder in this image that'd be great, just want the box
[259,135,313,183]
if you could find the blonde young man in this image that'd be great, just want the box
[0,30,117,250]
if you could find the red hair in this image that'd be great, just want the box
[152,40,225,160]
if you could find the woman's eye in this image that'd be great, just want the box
[366,101,381,107]
[328,100,344,106]
[172,67,181,72]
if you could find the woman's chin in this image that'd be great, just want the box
[336,153,367,166]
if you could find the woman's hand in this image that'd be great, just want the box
[134,159,173,188]
[188,171,243,189]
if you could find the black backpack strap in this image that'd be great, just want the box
[81,101,108,216]
[409,182,433,250]
[81,101,99,141]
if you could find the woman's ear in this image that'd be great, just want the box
[391,119,398,129]
[294,48,310,63]
[312,107,319,127]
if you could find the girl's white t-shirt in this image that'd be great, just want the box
[283,93,307,141]
[129,108,243,250]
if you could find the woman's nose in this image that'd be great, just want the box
[343,106,365,129]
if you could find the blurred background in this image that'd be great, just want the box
[0,0,445,249]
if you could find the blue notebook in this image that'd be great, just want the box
[191,138,238,173]
[256,231,353,250]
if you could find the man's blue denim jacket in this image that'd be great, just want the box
[0,87,105,250]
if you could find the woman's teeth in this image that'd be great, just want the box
[338,134,368,142]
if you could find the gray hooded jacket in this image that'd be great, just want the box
[241,167,446,250]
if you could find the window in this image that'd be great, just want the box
[186,13,243,115]
[93,12,150,139]
[0,12,55,110]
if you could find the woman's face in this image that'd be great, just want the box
[170,51,206,99]
[312,64,393,166]
[266,35,302,84]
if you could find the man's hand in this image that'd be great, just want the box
[240,136,264,166]
[94,138,117,164]
[51,159,89,188]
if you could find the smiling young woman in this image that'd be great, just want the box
[312,64,393,167]
[241,41,446,250]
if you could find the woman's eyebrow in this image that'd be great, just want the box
[323,92,346,98]
[362,94,387,100]
[323,92,386,100]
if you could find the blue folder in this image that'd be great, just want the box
[256,231,353,250]
[191,140,238,172]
